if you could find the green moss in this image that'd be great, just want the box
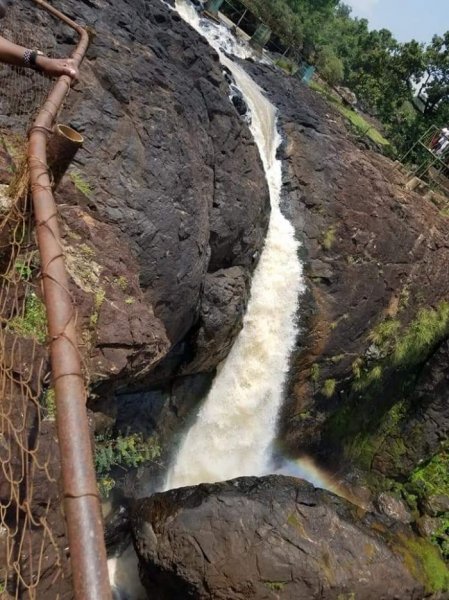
[9,291,47,343]
[397,535,449,593]
[90,288,106,328]
[95,431,161,498]
[322,378,336,398]
[265,581,286,592]
[309,81,389,147]
[274,56,298,76]
[410,446,449,498]
[432,516,449,560]
[352,365,383,392]
[321,226,336,251]
[310,363,320,383]
[352,357,363,380]
[115,276,128,291]
[69,170,93,197]
[42,388,56,421]
[369,318,401,355]
[393,302,449,367]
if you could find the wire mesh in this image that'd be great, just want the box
[0,1,77,597]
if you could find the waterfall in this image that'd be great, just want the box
[164,1,304,491]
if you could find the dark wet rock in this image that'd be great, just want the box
[230,87,249,117]
[181,266,250,374]
[131,475,436,600]
[416,515,443,538]
[422,494,449,517]
[376,492,412,524]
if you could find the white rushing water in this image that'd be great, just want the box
[164,1,304,490]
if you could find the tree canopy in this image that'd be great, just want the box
[233,0,449,152]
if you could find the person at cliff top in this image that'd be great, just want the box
[434,127,449,157]
[0,0,78,80]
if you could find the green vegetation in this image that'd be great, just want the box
[69,170,93,197]
[274,56,299,76]
[90,288,106,328]
[42,388,56,421]
[310,363,320,383]
[95,432,161,498]
[226,1,449,153]
[322,378,336,398]
[410,446,449,498]
[9,291,47,343]
[310,81,389,148]
[115,276,128,291]
[321,226,336,250]
[265,581,286,592]
[397,535,449,593]
[394,303,449,367]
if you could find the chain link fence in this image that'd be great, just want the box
[0,2,80,597]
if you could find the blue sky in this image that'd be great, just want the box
[344,0,449,44]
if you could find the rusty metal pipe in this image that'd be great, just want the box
[47,124,84,189]
[28,1,111,598]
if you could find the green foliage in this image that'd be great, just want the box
[90,288,106,328]
[275,56,299,76]
[397,535,449,593]
[432,517,449,561]
[95,432,161,497]
[322,378,336,398]
[42,388,56,421]
[352,357,363,380]
[369,318,401,355]
[13,258,33,281]
[310,363,320,383]
[393,303,449,367]
[69,170,93,197]
[115,276,128,291]
[410,446,449,498]
[9,291,47,343]
[316,46,344,86]
[265,581,286,592]
[321,226,336,250]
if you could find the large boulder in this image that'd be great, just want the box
[131,475,447,599]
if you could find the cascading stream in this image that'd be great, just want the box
[164,1,304,491]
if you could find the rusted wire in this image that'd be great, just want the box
[27,1,111,598]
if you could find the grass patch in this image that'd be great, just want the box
[90,288,106,328]
[309,80,389,147]
[393,303,449,367]
[369,318,401,355]
[322,226,336,250]
[9,291,47,343]
[397,534,449,593]
[42,388,56,421]
[322,378,336,398]
[410,446,449,498]
[275,56,299,76]
[265,581,286,592]
[69,170,93,197]
[310,363,320,384]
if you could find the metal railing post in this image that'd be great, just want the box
[28,1,111,597]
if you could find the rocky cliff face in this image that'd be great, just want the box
[42,0,269,387]
[2,0,449,597]
[243,61,449,490]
